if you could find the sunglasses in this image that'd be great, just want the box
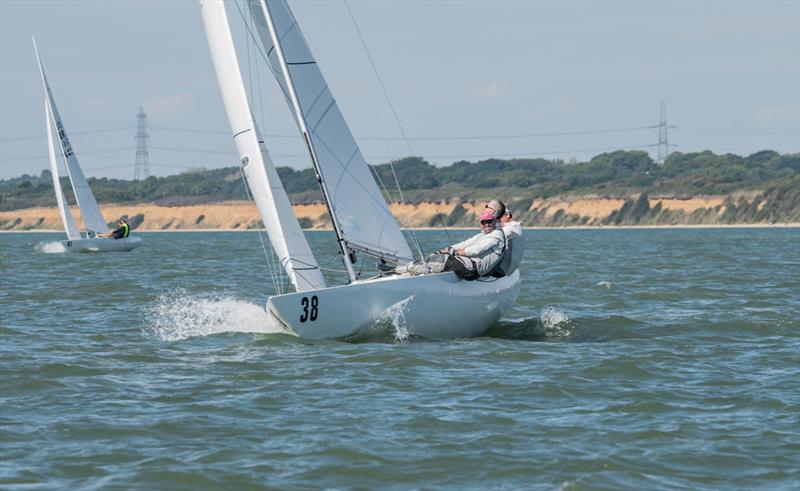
[480,219,494,225]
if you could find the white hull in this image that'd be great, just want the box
[62,236,142,253]
[267,270,521,340]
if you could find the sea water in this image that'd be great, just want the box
[1,228,798,490]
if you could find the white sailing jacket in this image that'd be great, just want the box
[450,228,506,276]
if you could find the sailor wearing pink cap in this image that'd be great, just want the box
[399,208,506,280]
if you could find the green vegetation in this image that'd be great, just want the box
[2,150,798,223]
[369,149,798,198]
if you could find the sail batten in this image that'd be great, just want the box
[200,0,325,292]
[248,0,414,263]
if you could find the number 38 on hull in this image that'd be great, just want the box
[267,270,521,340]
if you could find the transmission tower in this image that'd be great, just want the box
[134,106,150,180]
[656,100,670,164]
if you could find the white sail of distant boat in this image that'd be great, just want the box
[45,99,81,240]
[200,0,520,340]
[33,35,142,253]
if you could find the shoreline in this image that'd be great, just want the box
[3,196,798,231]
[3,223,798,234]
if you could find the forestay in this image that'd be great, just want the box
[200,0,325,292]
[247,0,413,263]
[33,37,108,236]
[44,99,81,240]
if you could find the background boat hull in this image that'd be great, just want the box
[62,236,142,253]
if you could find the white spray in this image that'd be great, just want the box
[36,241,66,254]
[144,290,291,341]
[539,306,571,338]
[375,295,415,343]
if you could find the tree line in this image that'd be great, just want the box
[1,149,797,211]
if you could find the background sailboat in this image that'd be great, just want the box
[200,0,519,339]
[33,36,142,253]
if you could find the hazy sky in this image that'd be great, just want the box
[1,0,798,180]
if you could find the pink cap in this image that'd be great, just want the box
[479,209,495,222]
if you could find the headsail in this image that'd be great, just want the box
[32,36,108,236]
[200,0,325,292]
[45,99,81,240]
[248,0,414,264]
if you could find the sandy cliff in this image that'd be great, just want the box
[2,192,794,231]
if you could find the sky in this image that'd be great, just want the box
[1,0,798,180]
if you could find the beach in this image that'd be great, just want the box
[2,194,794,231]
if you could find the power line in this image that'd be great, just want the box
[148,125,235,136]
[149,124,659,141]
[149,145,233,155]
[678,126,797,136]
[2,123,795,144]
[362,143,663,161]
[0,126,135,142]
[1,146,136,162]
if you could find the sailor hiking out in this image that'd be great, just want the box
[99,219,130,240]
[399,209,506,280]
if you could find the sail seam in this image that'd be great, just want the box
[310,100,336,132]
[331,147,359,204]
[305,86,329,118]
[310,131,396,217]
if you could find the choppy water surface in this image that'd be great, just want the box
[2,228,798,490]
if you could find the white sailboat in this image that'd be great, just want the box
[33,36,142,253]
[199,0,520,339]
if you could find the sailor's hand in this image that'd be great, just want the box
[436,247,453,255]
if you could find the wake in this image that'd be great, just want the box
[144,290,291,341]
[36,241,66,254]
[488,306,573,341]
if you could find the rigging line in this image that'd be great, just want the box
[343,0,427,263]
[249,1,285,292]
[369,162,395,209]
[237,0,284,294]
[249,3,286,293]
[232,0,277,87]
[239,166,282,295]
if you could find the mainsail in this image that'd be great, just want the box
[45,99,81,240]
[248,0,414,264]
[200,0,325,292]
[33,36,108,236]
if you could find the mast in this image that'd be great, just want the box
[258,0,357,282]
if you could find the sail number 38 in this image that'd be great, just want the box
[300,295,319,322]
